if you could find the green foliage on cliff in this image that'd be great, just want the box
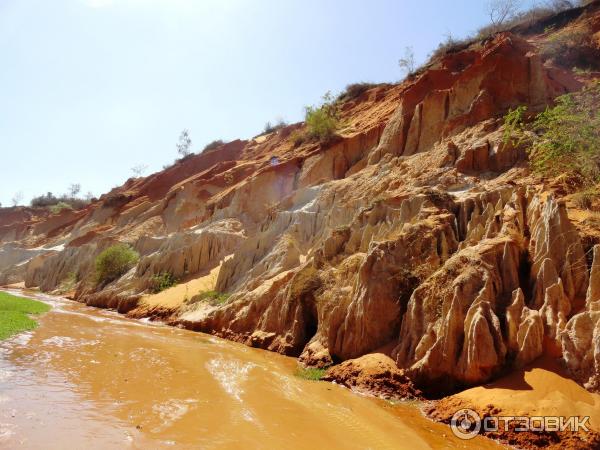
[0,292,50,340]
[503,105,528,145]
[188,290,230,306]
[529,82,600,188]
[305,92,339,143]
[49,201,73,215]
[149,272,178,293]
[95,244,139,285]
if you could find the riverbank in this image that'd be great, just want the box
[425,356,600,449]
[0,291,50,340]
[0,290,502,449]
[8,286,600,449]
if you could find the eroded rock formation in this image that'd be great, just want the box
[1,2,600,400]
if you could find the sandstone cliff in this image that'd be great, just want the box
[2,2,600,400]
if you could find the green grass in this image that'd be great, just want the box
[294,367,327,381]
[0,292,50,340]
[188,290,231,306]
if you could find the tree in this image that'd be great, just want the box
[398,46,416,77]
[131,164,148,177]
[11,191,23,206]
[486,0,519,30]
[68,183,81,198]
[176,129,192,158]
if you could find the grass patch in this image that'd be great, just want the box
[0,292,50,340]
[187,290,231,306]
[294,367,327,381]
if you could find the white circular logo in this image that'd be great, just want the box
[450,408,481,440]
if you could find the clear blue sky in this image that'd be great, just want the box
[0,0,534,206]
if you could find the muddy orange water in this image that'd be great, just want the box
[0,291,504,449]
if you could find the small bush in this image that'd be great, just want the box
[294,366,327,381]
[263,119,288,134]
[572,190,597,210]
[540,25,599,69]
[31,192,59,208]
[50,202,73,214]
[103,192,133,208]
[149,272,178,293]
[202,140,224,153]
[289,130,306,147]
[95,244,139,285]
[529,82,600,188]
[337,82,377,102]
[503,105,528,145]
[188,290,230,306]
[31,191,89,211]
[305,92,339,143]
[57,271,78,293]
[429,33,476,61]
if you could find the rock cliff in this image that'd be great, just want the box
[2,1,600,401]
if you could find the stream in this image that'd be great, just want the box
[0,291,503,449]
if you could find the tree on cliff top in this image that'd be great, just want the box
[486,0,520,31]
[176,129,192,158]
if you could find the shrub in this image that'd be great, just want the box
[263,119,288,134]
[337,82,378,102]
[529,82,600,188]
[187,290,230,306]
[31,191,90,211]
[50,202,73,215]
[540,25,599,69]
[31,192,59,208]
[572,190,597,210]
[202,140,224,153]
[102,192,133,208]
[503,105,528,145]
[429,33,476,61]
[149,272,177,293]
[289,130,306,147]
[95,244,139,285]
[305,92,339,143]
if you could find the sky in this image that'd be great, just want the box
[0,0,535,206]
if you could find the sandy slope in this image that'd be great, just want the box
[450,356,600,431]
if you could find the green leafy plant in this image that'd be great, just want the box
[294,366,327,381]
[95,244,139,285]
[305,92,339,143]
[149,272,178,293]
[503,105,528,145]
[49,201,74,214]
[529,82,600,187]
